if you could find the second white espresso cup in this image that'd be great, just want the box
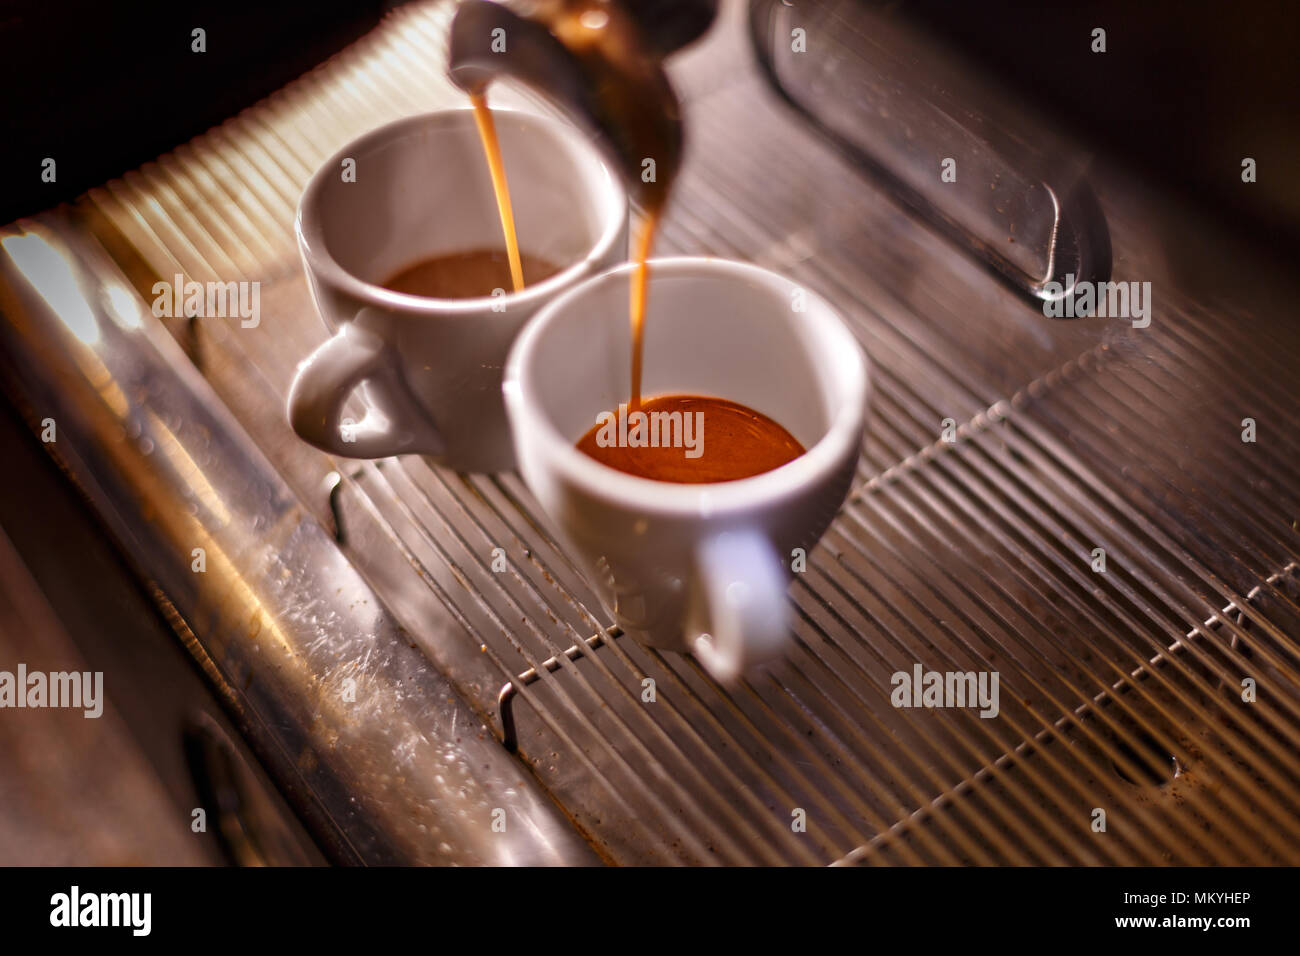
[504,257,870,682]
[289,108,627,471]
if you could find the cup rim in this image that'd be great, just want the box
[295,107,627,316]
[503,256,871,516]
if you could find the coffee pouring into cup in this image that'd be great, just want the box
[504,257,870,682]
[287,107,628,471]
[287,0,717,471]
[447,0,720,409]
[288,0,871,682]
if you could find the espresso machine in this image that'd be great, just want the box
[0,0,1296,868]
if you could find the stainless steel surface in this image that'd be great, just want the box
[0,523,210,865]
[498,627,622,753]
[749,0,1112,302]
[0,392,326,867]
[0,217,599,865]
[1,0,1296,865]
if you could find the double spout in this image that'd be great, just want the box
[446,0,718,213]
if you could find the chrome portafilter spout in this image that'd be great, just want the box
[446,0,718,215]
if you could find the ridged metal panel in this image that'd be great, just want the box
[52,0,1300,864]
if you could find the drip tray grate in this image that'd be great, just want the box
[10,1,1295,864]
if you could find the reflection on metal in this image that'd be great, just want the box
[3,233,101,345]
[324,470,346,543]
[0,217,598,865]
[181,712,320,867]
[101,280,144,330]
[1220,562,1299,693]
[498,627,623,753]
[749,0,1112,303]
[1,0,1296,865]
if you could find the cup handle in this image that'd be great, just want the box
[688,529,791,682]
[287,324,445,459]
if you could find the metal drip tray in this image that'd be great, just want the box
[0,1,1296,865]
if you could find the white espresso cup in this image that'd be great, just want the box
[289,108,627,471]
[504,258,870,681]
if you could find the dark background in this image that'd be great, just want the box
[905,0,1300,262]
[0,0,388,223]
[0,0,1293,870]
[1,0,1297,261]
